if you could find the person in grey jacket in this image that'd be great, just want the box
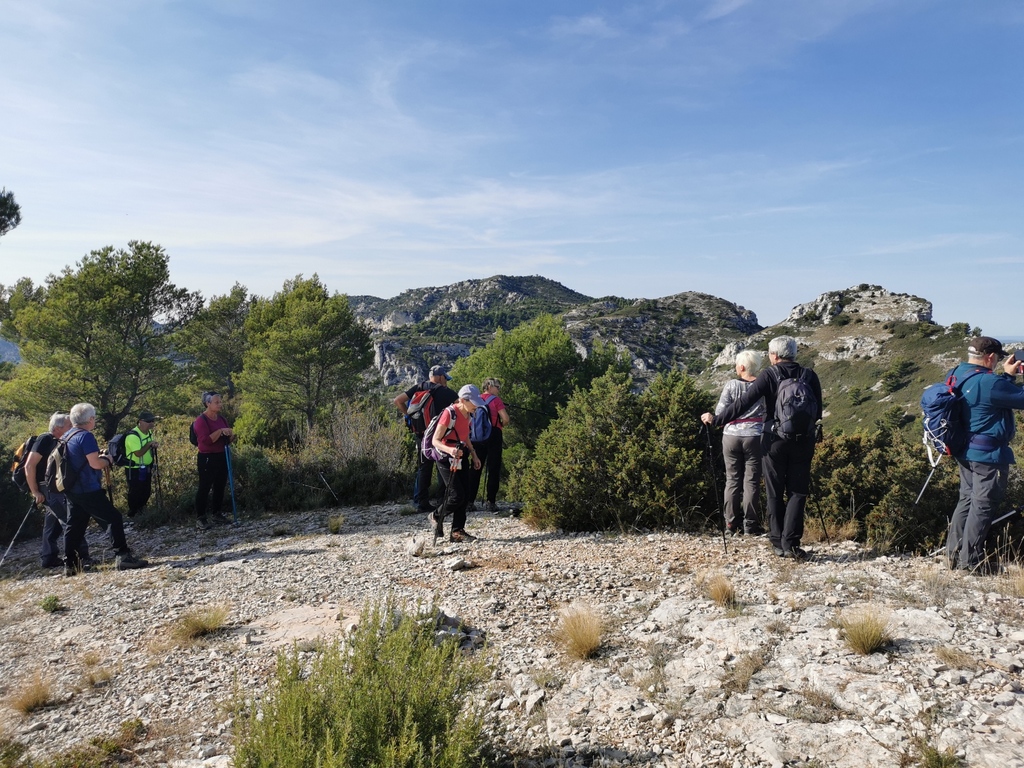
[714,350,766,536]
[946,336,1024,572]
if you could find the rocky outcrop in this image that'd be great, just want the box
[1,506,1021,767]
[786,284,932,326]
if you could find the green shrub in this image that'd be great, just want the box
[234,598,488,768]
[520,370,715,531]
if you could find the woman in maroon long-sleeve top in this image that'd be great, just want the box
[193,391,234,530]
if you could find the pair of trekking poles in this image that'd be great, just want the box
[701,424,830,553]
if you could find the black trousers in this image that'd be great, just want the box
[468,429,504,505]
[761,431,815,552]
[65,490,130,569]
[196,453,228,519]
[125,467,153,516]
[435,458,468,532]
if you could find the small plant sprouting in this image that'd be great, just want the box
[838,607,892,655]
[934,646,979,671]
[40,595,63,613]
[555,603,604,660]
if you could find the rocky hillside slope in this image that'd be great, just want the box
[350,276,760,387]
[0,506,1021,767]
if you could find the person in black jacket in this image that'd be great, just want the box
[702,336,823,561]
[394,365,458,512]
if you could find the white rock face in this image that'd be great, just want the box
[787,285,933,326]
[1,508,1022,767]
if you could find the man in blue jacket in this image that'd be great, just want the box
[947,336,1024,572]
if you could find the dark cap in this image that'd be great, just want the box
[138,411,157,422]
[968,336,1007,358]
[429,365,451,380]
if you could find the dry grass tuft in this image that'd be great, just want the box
[8,673,55,714]
[804,516,859,543]
[555,603,604,660]
[921,568,955,606]
[700,573,737,609]
[168,604,231,646]
[934,645,979,671]
[1000,565,1024,598]
[722,648,769,693]
[327,515,345,534]
[838,607,892,655]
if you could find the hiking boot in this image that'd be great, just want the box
[745,525,766,536]
[783,547,810,562]
[450,529,475,543]
[726,524,741,536]
[63,561,92,577]
[211,513,231,526]
[115,553,149,570]
[196,517,211,531]
[41,558,63,569]
[428,512,444,538]
[772,546,786,557]
[466,502,477,512]
[485,501,499,513]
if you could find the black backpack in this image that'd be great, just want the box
[773,368,818,440]
[107,432,132,467]
[44,431,80,494]
[10,435,37,492]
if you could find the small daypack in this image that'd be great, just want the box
[45,432,79,494]
[406,388,435,435]
[920,367,986,460]
[10,435,37,492]
[107,433,132,467]
[773,368,818,440]
[421,405,458,463]
[469,396,493,443]
[189,421,199,447]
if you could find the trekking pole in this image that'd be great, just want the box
[104,465,114,504]
[225,445,239,527]
[702,424,727,553]
[153,446,163,513]
[318,471,340,504]
[433,455,459,545]
[0,501,37,568]
[809,476,830,546]
[929,507,1021,557]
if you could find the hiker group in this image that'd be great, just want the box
[393,366,509,543]
[10,391,238,575]
[702,333,1024,573]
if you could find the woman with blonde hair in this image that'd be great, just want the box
[714,349,766,535]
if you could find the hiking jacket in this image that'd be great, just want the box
[712,361,823,430]
[953,362,1024,465]
[124,427,154,468]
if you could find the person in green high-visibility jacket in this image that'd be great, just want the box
[124,411,159,518]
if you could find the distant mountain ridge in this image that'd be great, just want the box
[349,275,764,386]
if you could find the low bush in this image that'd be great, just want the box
[520,370,715,531]
[234,597,488,768]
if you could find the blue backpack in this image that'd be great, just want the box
[920,367,986,460]
[469,396,493,443]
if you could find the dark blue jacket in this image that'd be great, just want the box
[954,362,1024,464]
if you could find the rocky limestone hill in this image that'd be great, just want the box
[351,276,761,387]
[0,506,1022,767]
[700,284,966,431]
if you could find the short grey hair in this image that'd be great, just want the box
[735,350,764,375]
[482,377,502,390]
[768,336,798,361]
[202,391,220,406]
[49,412,70,432]
[70,403,96,426]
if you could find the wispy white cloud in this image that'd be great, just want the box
[860,233,1009,257]
[702,0,753,22]
[549,15,620,40]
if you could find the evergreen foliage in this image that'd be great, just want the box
[0,187,21,239]
[520,370,715,531]
[234,598,488,768]
[0,242,202,439]
[448,314,626,450]
[237,275,373,437]
[175,283,251,400]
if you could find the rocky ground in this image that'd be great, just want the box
[0,504,1023,768]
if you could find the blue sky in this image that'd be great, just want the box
[2,1,1023,334]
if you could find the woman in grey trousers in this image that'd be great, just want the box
[714,349,766,535]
